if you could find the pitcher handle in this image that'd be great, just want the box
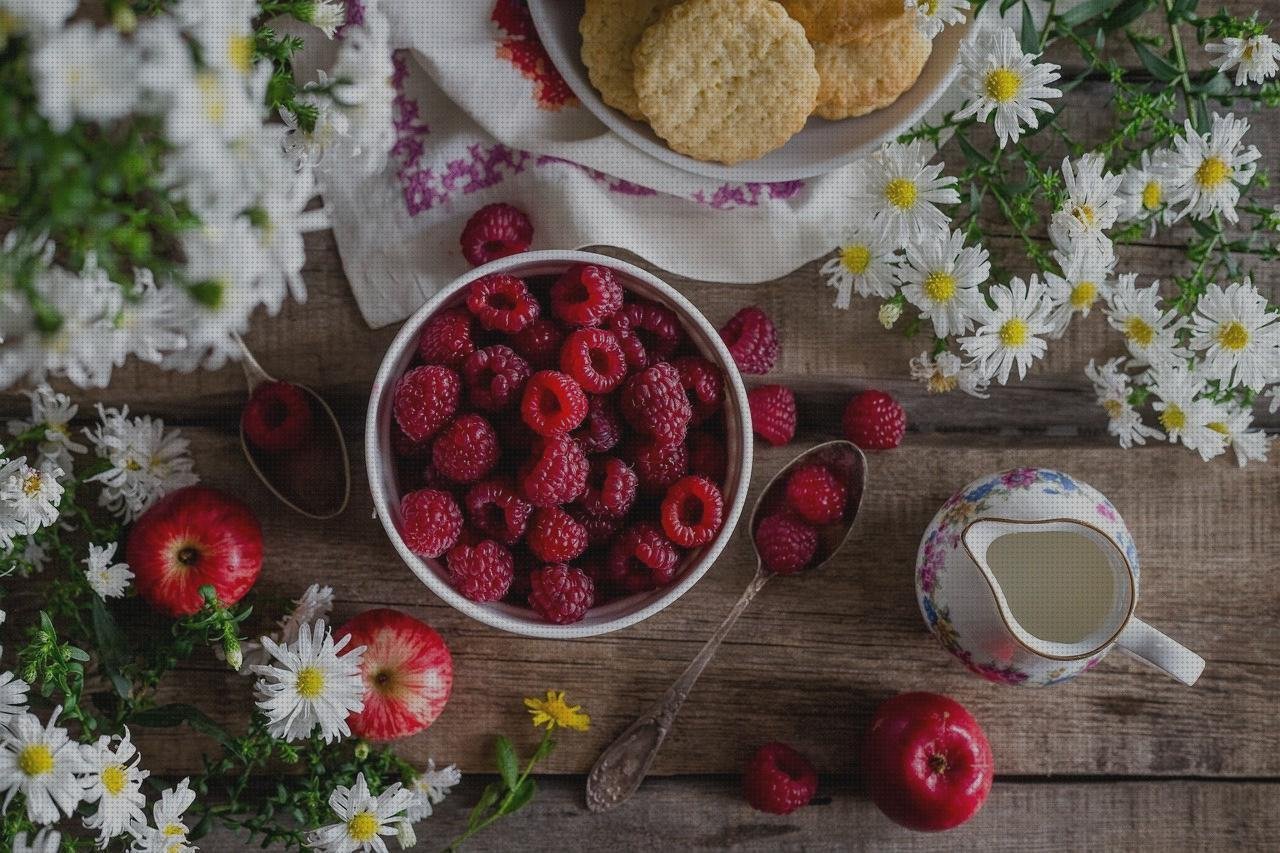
[1116,618,1205,686]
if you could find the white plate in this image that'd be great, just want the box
[528,0,971,183]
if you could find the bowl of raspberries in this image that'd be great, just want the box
[367,251,753,636]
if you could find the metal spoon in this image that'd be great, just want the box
[235,335,352,520]
[586,440,868,812]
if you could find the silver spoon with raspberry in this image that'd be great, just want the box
[587,440,866,812]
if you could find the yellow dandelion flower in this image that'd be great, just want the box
[524,691,590,732]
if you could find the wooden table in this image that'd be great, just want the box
[5,12,1279,850]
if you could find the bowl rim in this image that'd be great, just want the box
[366,250,754,638]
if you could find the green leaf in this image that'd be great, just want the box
[1019,2,1040,54]
[468,782,503,827]
[1128,37,1181,81]
[90,597,133,698]
[497,778,536,816]
[1102,0,1154,29]
[494,736,519,792]
[130,703,236,751]
[1060,0,1120,26]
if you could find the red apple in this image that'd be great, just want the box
[127,486,263,617]
[862,692,994,832]
[334,608,453,741]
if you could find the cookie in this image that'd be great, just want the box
[779,0,905,46]
[580,0,680,121]
[812,18,932,120]
[633,0,819,165]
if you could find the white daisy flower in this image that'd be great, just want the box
[235,583,337,673]
[84,405,199,522]
[0,707,88,824]
[30,22,141,132]
[303,0,348,38]
[129,777,196,853]
[1163,113,1259,223]
[85,542,135,600]
[878,302,903,329]
[15,536,51,577]
[1085,358,1164,449]
[1205,35,1280,86]
[1049,153,1122,253]
[0,671,30,725]
[81,729,149,845]
[7,384,86,474]
[112,269,190,368]
[820,228,900,306]
[909,350,990,398]
[281,81,352,171]
[960,275,1054,384]
[404,759,462,821]
[905,0,969,39]
[13,828,61,853]
[852,140,960,246]
[1044,242,1116,336]
[252,620,366,744]
[325,8,396,173]
[898,228,990,338]
[1188,278,1280,391]
[1116,149,1177,230]
[177,0,258,77]
[307,773,418,853]
[953,25,1062,148]
[0,458,64,538]
[1206,405,1271,467]
[1103,274,1188,371]
[1148,365,1228,460]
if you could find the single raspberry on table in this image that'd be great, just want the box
[630,439,688,494]
[755,512,817,575]
[606,523,681,593]
[560,328,627,394]
[465,479,532,544]
[550,263,624,326]
[578,456,638,518]
[399,489,462,558]
[526,507,589,564]
[608,301,683,370]
[743,742,818,815]
[622,362,693,445]
[459,203,533,267]
[785,464,847,526]
[842,390,906,450]
[463,344,531,411]
[521,370,589,436]
[529,564,595,625]
[747,385,796,446]
[719,306,779,375]
[687,430,727,481]
[432,414,500,484]
[672,356,724,423]
[466,273,541,333]
[418,308,475,368]
[242,381,313,453]
[520,435,589,507]
[510,318,565,370]
[393,365,460,442]
[660,476,725,548]
[573,394,623,454]
[445,540,514,602]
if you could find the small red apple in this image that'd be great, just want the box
[862,692,994,832]
[127,486,264,617]
[334,608,453,741]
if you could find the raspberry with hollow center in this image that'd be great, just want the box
[460,203,533,267]
[466,273,541,333]
[520,435,589,507]
[432,414,499,484]
[242,381,313,453]
[465,479,532,544]
[561,328,627,394]
[606,523,681,593]
[755,512,817,575]
[573,394,623,454]
[393,365,460,443]
[784,464,847,526]
[463,344,531,411]
[743,742,818,815]
[630,439,688,494]
[608,301,683,370]
[445,540,514,602]
[511,318,565,370]
[529,564,595,625]
[720,305,780,375]
[521,370,589,436]
[526,507,589,563]
[842,390,906,450]
[747,385,796,446]
[660,476,725,548]
[622,362,693,445]
[672,356,725,424]
[550,263,624,326]
[418,308,475,368]
[578,456,638,518]
[400,489,462,558]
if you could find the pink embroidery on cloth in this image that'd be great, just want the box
[335,0,365,39]
[691,181,806,210]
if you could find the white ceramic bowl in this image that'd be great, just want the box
[367,251,753,638]
[528,0,970,183]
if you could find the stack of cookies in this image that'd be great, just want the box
[579,0,933,165]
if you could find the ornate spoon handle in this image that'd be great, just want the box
[586,564,771,812]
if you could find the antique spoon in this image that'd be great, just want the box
[235,334,352,520]
[586,440,868,812]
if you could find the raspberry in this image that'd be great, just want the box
[521,370,588,436]
[465,479,532,544]
[606,523,681,593]
[687,430,727,481]
[660,476,724,548]
[622,362,693,445]
[510,318,565,370]
[550,264,624,326]
[719,306,779,375]
[573,395,622,454]
[520,435,589,507]
[784,464,847,526]
[526,507,588,563]
[747,385,796,446]
[608,301,683,370]
[463,344,531,411]
[560,328,627,394]
[672,356,724,423]
[391,422,432,464]
[529,564,595,625]
[466,273,541,333]
[459,202,533,267]
[630,439,688,494]
[399,489,462,558]
[445,540,514,602]
[242,381,313,453]
[755,512,817,575]
[432,414,499,483]
[418,308,475,368]
[393,365,460,442]
[743,742,818,815]
[568,506,622,548]
[842,390,906,450]
[579,457,638,518]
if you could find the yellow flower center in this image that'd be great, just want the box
[841,244,871,275]
[197,71,227,125]
[1207,421,1230,436]
[1072,204,1097,227]
[923,271,957,303]
[1243,43,1256,60]
[21,472,42,495]
[18,744,53,777]
[1195,156,1230,188]
[999,318,1029,347]
[162,823,185,837]
[348,811,379,842]
[1070,281,1098,309]
[1102,399,1124,418]
[984,68,1022,103]
[927,371,958,394]
[1141,181,1162,210]
[296,666,325,699]
[920,0,938,13]
[1216,320,1249,350]
[228,34,254,74]
[884,178,918,210]
[1124,316,1154,346]
[102,764,127,796]
[1159,404,1186,431]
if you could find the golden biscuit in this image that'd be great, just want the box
[779,0,905,46]
[579,0,680,120]
[813,18,932,120]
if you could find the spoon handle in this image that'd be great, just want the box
[233,333,274,391]
[586,565,771,812]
